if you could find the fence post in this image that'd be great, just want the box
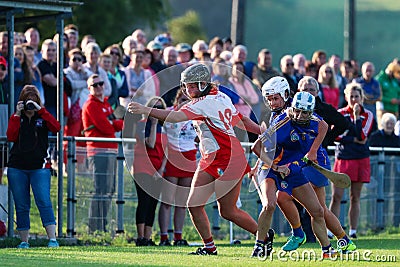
[66,137,76,237]
[116,142,125,233]
[376,150,385,229]
[212,201,220,236]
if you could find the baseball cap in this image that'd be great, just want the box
[154,34,170,46]
[147,41,163,51]
[176,43,192,53]
[0,56,7,68]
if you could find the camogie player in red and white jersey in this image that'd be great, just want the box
[128,63,262,255]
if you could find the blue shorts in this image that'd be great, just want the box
[302,148,331,188]
[258,168,309,195]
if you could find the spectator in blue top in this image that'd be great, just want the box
[353,61,381,119]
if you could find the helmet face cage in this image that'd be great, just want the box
[290,91,315,125]
[262,77,290,112]
[181,63,212,98]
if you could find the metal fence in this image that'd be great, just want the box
[1,137,399,241]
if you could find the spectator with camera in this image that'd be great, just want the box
[82,74,123,233]
[6,85,61,248]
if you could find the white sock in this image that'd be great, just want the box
[349,229,357,236]
[50,238,57,242]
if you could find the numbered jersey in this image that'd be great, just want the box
[180,90,242,156]
[163,114,197,152]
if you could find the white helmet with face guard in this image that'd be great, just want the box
[261,76,290,102]
[290,91,315,125]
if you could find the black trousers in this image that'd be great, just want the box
[134,173,160,227]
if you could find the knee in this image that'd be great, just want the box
[219,206,236,221]
[349,194,360,204]
[309,205,324,219]
[331,192,343,203]
[161,203,172,211]
[262,201,276,215]
[188,206,201,217]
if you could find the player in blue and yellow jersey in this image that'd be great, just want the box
[251,91,337,259]
[285,77,356,253]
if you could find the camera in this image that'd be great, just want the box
[24,101,36,111]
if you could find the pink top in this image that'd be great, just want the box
[228,77,259,117]
[321,85,339,109]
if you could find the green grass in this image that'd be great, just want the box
[0,232,399,267]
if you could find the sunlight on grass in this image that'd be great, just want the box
[1,233,399,267]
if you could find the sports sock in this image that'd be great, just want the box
[174,231,182,241]
[160,233,168,241]
[293,226,304,238]
[322,244,332,252]
[349,229,357,236]
[203,237,217,252]
[255,239,265,247]
[336,231,350,242]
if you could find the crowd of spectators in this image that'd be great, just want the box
[2,24,400,242]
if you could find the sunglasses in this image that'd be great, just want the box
[72,57,82,62]
[286,62,294,67]
[325,70,332,74]
[110,51,120,56]
[91,81,104,88]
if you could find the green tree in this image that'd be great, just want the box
[166,10,207,45]
[14,0,170,49]
[70,0,170,48]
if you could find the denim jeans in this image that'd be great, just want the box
[7,168,56,230]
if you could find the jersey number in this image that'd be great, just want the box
[218,109,232,130]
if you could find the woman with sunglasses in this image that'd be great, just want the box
[82,74,124,233]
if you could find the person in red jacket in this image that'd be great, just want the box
[7,85,61,248]
[82,74,123,233]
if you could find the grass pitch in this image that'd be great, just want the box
[0,232,399,267]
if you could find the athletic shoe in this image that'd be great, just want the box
[17,242,30,249]
[173,239,189,246]
[159,239,172,246]
[323,247,338,259]
[189,247,217,255]
[135,237,147,246]
[337,239,357,253]
[281,234,306,251]
[48,240,59,248]
[350,233,357,239]
[251,244,265,258]
[327,232,334,239]
[265,229,275,256]
[146,239,157,246]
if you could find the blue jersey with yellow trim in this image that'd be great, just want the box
[260,110,324,167]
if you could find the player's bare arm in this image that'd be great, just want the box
[128,101,188,123]
[305,119,328,162]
